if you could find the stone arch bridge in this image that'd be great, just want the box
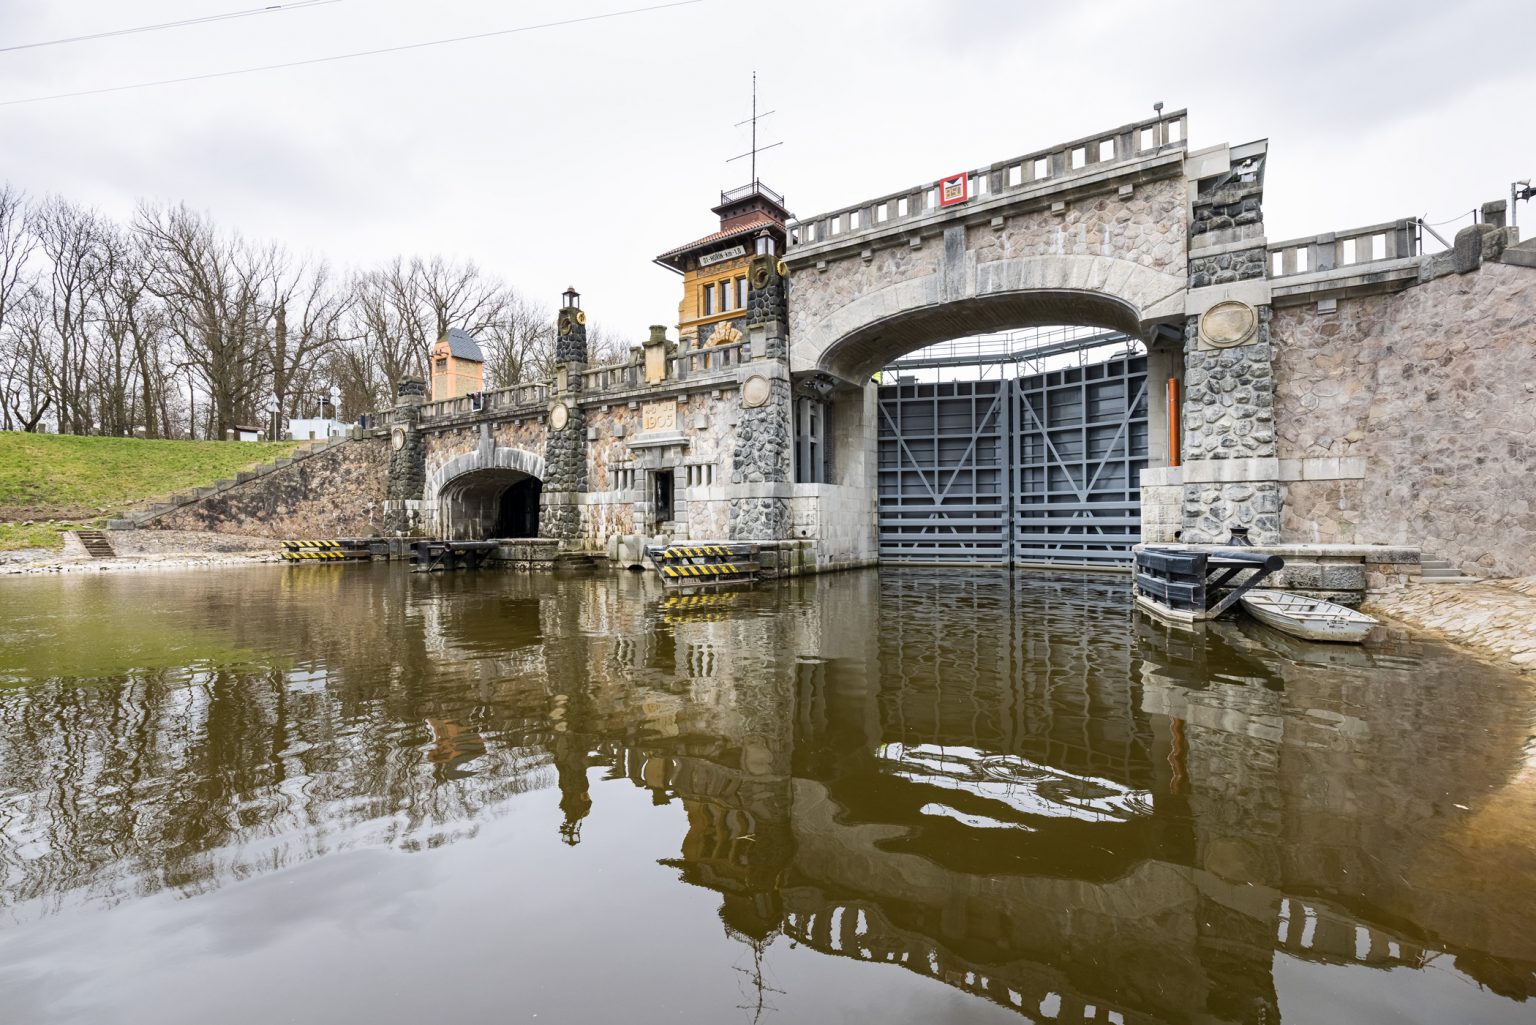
[140,109,1536,579]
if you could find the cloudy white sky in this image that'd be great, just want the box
[1,0,1531,335]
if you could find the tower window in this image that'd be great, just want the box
[701,284,715,317]
[737,277,748,309]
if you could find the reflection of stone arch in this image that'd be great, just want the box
[426,446,546,540]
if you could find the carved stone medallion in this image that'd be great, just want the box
[741,375,771,409]
[1200,300,1259,348]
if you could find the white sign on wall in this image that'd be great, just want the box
[698,245,747,268]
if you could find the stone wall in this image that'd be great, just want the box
[152,438,390,538]
[968,175,1188,278]
[1270,261,1536,576]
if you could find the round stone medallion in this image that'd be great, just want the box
[741,374,772,409]
[1200,300,1258,348]
[390,426,407,451]
[549,403,570,431]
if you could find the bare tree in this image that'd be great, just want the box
[2,288,56,432]
[480,290,555,388]
[265,255,351,421]
[136,202,270,439]
[0,185,37,431]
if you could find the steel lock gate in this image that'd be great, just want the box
[877,356,1148,566]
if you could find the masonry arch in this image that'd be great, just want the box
[791,253,1186,384]
[426,446,546,540]
[787,279,1184,567]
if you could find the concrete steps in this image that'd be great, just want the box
[1416,557,1480,585]
[73,530,116,558]
[107,437,351,530]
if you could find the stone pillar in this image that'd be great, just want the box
[1180,144,1282,543]
[730,254,793,540]
[384,376,427,535]
[541,294,589,543]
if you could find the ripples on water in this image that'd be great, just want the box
[0,565,1533,1024]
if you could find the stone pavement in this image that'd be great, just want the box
[1368,578,1536,674]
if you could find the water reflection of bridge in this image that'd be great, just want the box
[571,570,1536,1022]
[3,567,1533,1022]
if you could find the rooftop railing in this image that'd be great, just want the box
[720,181,786,208]
[787,109,1188,252]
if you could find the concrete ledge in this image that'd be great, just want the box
[1269,257,1420,304]
[1175,457,1367,485]
[1185,278,1272,316]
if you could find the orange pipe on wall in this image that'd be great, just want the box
[1167,378,1181,468]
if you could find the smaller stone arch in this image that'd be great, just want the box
[425,445,546,540]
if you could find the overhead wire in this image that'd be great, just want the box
[0,0,706,108]
[0,1,343,54]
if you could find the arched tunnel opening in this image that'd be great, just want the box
[438,469,542,541]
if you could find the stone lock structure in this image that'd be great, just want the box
[135,110,1536,579]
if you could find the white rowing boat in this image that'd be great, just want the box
[1238,589,1379,644]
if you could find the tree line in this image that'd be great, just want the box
[0,184,623,439]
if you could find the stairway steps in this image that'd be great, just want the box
[73,530,116,559]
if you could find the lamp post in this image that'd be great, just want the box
[265,398,280,442]
[562,286,580,309]
[754,228,776,256]
[1513,180,1534,229]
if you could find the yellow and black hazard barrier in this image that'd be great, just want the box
[280,539,374,562]
[646,542,759,587]
[660,593,741,609]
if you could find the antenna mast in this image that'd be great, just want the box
[728,70,781,186]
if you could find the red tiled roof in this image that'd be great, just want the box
[654,216,781,264]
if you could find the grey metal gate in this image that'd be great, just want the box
[877,379,1010,562]
[877,356,1147,566]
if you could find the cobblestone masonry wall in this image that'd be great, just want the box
[729,376,792,540]
[1181,311,1281,543]
[154,438,390,538]
[1270,262,1536,576]
[543,403,587,540]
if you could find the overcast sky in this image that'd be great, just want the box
[1,0,1531,336]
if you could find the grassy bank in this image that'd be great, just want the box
[0,431,300,551]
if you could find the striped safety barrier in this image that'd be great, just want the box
[280,539,374,562]
[646,542,760,588]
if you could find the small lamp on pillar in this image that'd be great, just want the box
[562,286,581,309]
[754,229,776,256]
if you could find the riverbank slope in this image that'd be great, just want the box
[0,431,298,551]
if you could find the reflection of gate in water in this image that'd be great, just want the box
[877,355,1148,566]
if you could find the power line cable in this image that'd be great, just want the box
[0,1,343,54]
[1,0,705,107]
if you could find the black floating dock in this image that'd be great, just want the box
[1133,545,1284,624]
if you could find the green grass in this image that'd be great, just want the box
[0,520,91,551]
[0,431,301,550]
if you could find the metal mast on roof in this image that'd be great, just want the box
[728,70,782,189]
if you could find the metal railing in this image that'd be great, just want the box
[720,181,786,208]
[788,109,1188,251]
[1267,219,1418,278]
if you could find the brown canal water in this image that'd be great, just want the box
[1,566,1534,1025]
